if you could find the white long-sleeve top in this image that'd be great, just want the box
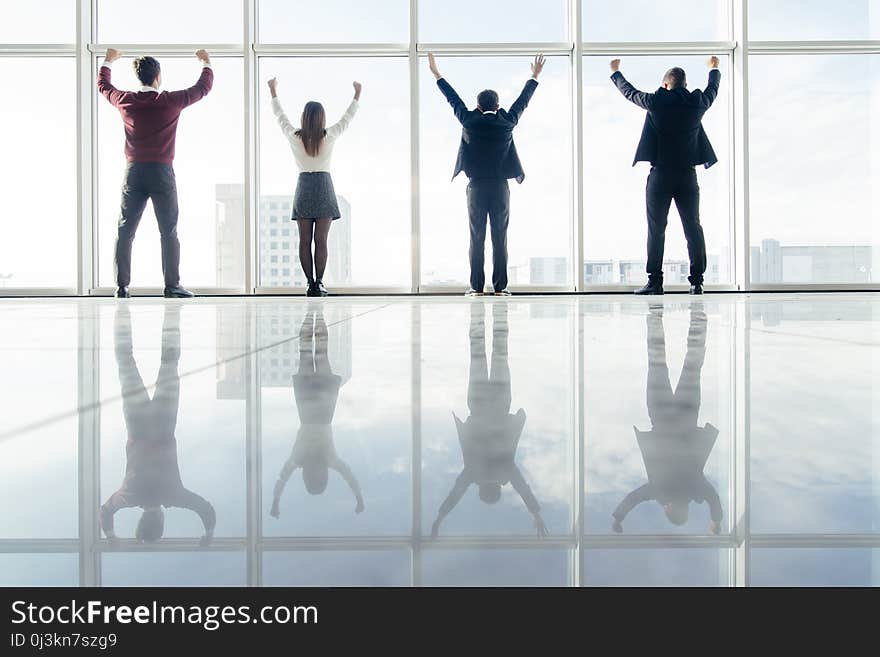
[271,96,358,173]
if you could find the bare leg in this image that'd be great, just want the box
[297,219,315,282]
[313,218,332,282]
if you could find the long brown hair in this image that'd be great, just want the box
[295,101,327,157]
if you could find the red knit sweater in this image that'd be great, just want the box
[97,65,214,164]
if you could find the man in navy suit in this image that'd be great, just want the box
[429,53,546,296]
[610,57,721,296]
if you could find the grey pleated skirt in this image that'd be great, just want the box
[292,172,341,220]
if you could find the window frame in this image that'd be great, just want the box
[0,0,874,295]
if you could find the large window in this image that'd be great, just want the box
[0,59,76,288]
[420,56,571,288]
[258,0,409,44]
[97,57,244,289]
[749,0,880,41]
[0,0,74,43]
[419,0,569,43]
[2,1,879,294]
[97,0,243,44]
[749,54,878,284]
[582,0,730,42]
[258,57,411,288]
[583,55,732,286]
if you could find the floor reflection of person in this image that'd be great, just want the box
[431,302,547,538]
[612,303,722,535]
[101,304,216,545]
[270,308,364,518]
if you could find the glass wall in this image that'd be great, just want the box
[749,5,879,286]
[0,0,877,294]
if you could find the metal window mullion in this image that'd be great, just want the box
[246,0,258,293]
[76,0,94,297]
[733,0,751,291]
[573,1,584,293]
[581,41,737,54]
[410,0,420,294]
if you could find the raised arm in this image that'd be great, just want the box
[429,53,469,124]
[167,50,214,110]
[97,48,126,107]
[326,82,361,140]
[268,78,299,145]
[508,54,544,124]
[609,59,656,111]
[701,56,721,109]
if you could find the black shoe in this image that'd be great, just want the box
[634,281,664,296]
[115,287,130,298]
[306,281,319,297]
[315,280,329,297]
[690,284,704,295]
[163,286,194,298]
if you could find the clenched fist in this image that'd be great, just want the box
[610,58,621,73]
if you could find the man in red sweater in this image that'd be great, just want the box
[98,47,214,298]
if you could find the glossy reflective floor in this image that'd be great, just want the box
[0,294,878,587]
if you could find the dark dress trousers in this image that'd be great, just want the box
[611,69,720,285]
[437,77,538,292]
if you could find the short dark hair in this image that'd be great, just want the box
[477,89,499,111]
[133,56,161,86]
[663,67,687,89]
[136,508,164,543]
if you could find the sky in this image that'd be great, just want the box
[0,0,877,288]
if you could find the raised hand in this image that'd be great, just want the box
[531,54,546,79]
[534,513,549,538]
[352,81,362,101]
[610,58,621,73]
[267,77,278,98]
[707,55,720,69]
[427,52,441,80]
[195,49,211,65]
[105,48,122,63]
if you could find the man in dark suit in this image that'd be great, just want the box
[428,53,546,296]
[610,57,721,295]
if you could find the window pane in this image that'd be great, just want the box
[97,58,244,288]
[583,0,730,42]
[258,57,410,287]
[749,55,878,284]
[0,0,74,42]
[419,0,568,43]
[98,0,242,43]
[420,56,571,288]
[0,59,76,288]
[423,550,570,586]
[259,0,409,43]
[749,0,880,41]
[583,55,732,286]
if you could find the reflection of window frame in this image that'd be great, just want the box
[2,0,874,297]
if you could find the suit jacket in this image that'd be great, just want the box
[437,77,538,183]
[611,69,720,169]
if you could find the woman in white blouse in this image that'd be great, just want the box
[268,77,361,297]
